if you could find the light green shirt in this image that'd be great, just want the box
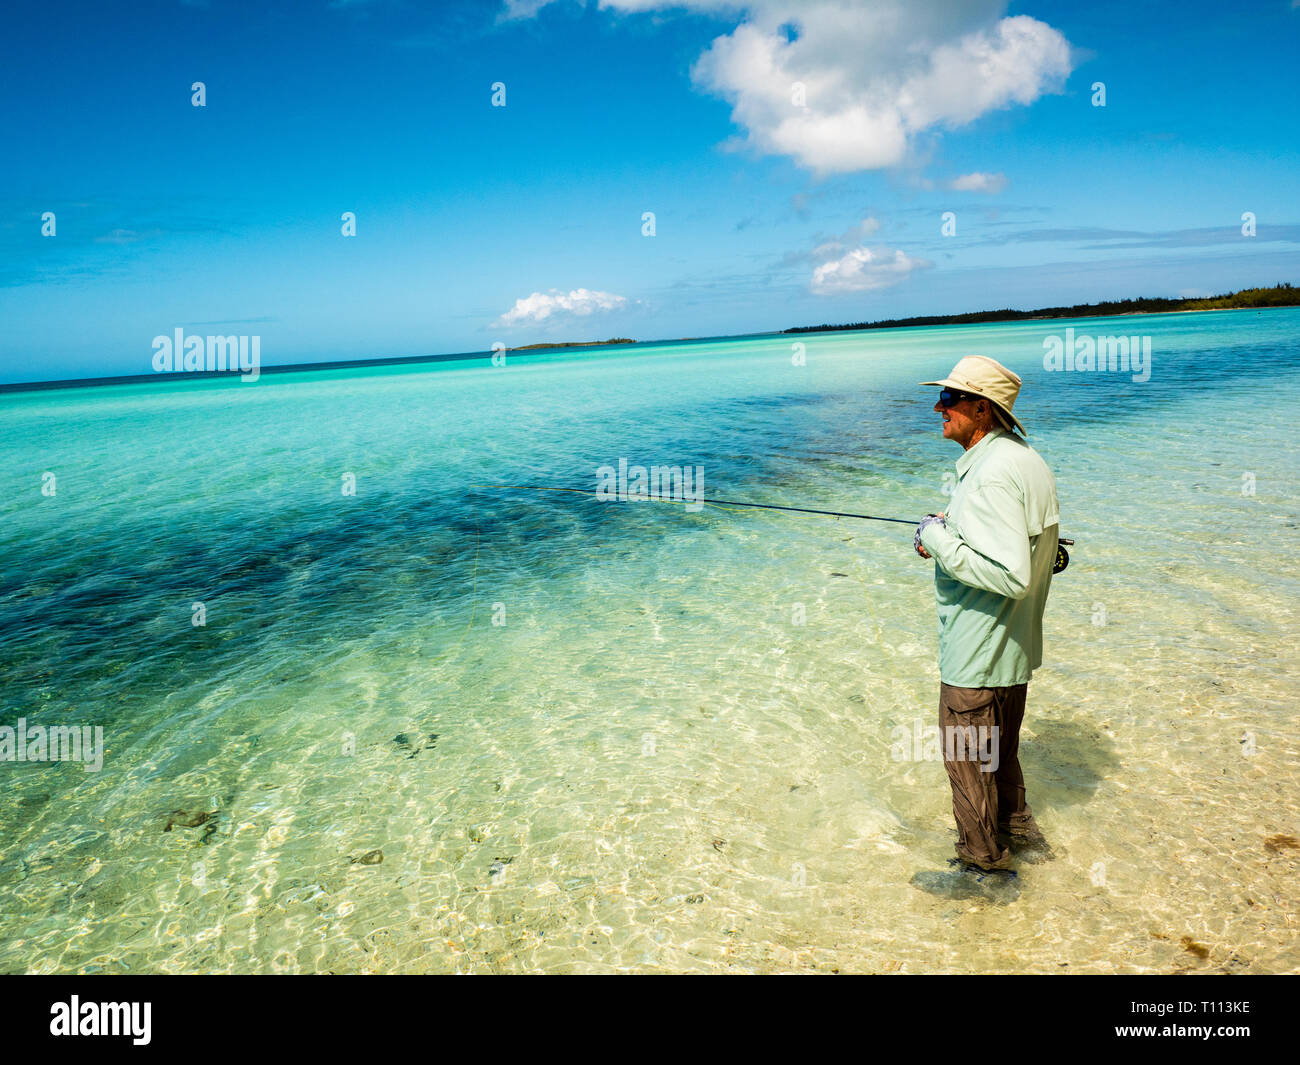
[918,428,1060,687]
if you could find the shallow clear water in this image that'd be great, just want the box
[1,308,1297,973]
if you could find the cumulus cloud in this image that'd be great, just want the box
[847,216,880,240]
[810,245,929,294]
[784,215,881,265]
[947,171,1008,193]
[913,170,1009,192]
[500,0,554,18]
[496,287,629,325]
[780,215,928,293]
[515,1,1072,175]
[697,4,1072,174]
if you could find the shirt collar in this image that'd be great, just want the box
[955,427,1004,478]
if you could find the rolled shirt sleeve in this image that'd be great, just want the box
[919,478,1032,599]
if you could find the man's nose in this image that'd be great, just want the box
[933,400,943,412]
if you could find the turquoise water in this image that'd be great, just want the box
[1,308,1298,973]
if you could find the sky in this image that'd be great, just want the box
[1,0,1298,383]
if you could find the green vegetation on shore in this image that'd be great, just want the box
[784,283,1299,335]
[510,337,635,351]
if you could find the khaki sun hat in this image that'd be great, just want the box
[920,355,1027,435]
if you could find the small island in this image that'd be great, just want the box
[509,338,636,352]
[785,282,1299,335]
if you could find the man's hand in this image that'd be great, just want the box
[915,513,945,559]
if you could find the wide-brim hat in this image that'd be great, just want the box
[920,355,1027,435]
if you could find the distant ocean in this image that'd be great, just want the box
[2,307,1297,973]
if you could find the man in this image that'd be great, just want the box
[913,355,1059,871]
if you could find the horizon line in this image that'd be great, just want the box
[4,286,1295,395]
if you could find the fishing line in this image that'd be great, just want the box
[473,483,916,524]
[472,483,1074,573]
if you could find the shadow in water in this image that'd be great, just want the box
[1019,717,1121,818]
[910,860,1021,905]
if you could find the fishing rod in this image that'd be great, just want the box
[474,483,1075,572]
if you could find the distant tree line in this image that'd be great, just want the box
[784,283,1299,335]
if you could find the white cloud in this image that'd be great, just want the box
[849,216,880,240]
[788,215,878,261]
[947,171,1008,193]
[496,287,629,325]
[810,245,929,294]
[895,15,1071,129]
[518,2,1073,175]
[500,0,555,18]
[783,216,928,292]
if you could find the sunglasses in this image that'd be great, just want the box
[938,388,978,408]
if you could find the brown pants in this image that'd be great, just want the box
[939,682,1034,867]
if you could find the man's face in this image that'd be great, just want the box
[934,391,984,448]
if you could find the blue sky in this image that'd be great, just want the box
[2,0,1298,383]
